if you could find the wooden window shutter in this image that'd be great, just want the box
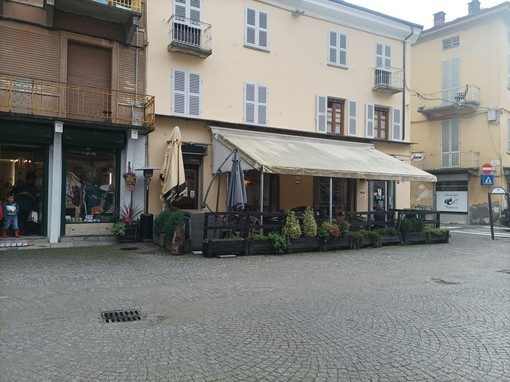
[392,108,401,141]
[366,103,374,138]
[316,95,327,133]
[173,69,186,116]
[348,100,357,136]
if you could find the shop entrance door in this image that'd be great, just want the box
[0,145,45,236]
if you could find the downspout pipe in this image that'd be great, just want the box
[402,27,415,141]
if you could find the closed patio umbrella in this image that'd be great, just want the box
[226,150,247,211]
[160,126,187,206]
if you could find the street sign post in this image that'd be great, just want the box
[481,174,494,186]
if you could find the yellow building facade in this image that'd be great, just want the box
[410,1,510,224]
[145,0,435,224]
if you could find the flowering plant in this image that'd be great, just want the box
[123,171,137,191]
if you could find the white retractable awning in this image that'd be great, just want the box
[211,127,436,182]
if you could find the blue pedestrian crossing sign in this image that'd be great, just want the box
[481,174,494,186]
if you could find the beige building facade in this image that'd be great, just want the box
[410,0,510,224]
[145,0,435,224]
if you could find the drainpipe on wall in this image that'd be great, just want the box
[402,27,415,141]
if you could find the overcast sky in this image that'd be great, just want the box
[345,0,505,29]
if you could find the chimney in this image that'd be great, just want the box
[468,0,481,15]
[433,11,446,27]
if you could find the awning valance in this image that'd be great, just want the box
[211,127,436,182]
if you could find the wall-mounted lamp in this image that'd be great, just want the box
[54,121,63,133]
[294,176,301,185]
[291,9,304,17]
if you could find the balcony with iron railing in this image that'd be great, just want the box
[372,66,403,94]
[53,0,141,25]
[168,15,212,58]
[417,84,480,120]
[0,74,155,129]
[411,151,479,172]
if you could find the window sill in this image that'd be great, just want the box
[243,44,270,53]
[327,63,348,70]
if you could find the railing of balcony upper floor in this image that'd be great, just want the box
[372,66,403,94]
[417,85,480,118]
[167,15,212,58]
[0,74,155,129]
[92,0,142,13]
[411,151,479,171]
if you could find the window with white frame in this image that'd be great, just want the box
[245,83,267,125]
[172,69,201,117]
[173,0,202,46]
[441,119,460,167]
[316,96,355,135]
[365,104,401,140]
[328,31,347,67]
[442,58,460,105]
[245,8,268,50]
[375,43,391,69]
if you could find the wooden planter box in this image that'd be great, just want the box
[402,232,427,245]
[250,239,278,255]
[379,234,401,246]
[350,236,372,249]
[202,239,247,258]
[291,237,322,253]
[426,233,450,244]
[322,237,350,251]
[153,233,166,247]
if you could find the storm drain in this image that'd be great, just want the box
[101,309,143,323]
[431,278,459,285]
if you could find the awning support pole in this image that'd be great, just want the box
[329,177,333,221]
[259,167,264,234]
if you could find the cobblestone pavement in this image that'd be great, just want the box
[0,232,509,381]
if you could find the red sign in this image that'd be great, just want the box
[482,163,493,174]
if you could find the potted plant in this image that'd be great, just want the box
[162,209,188,254]
[399,217,426,245]
[113,202,142,242]
[153,208,171,247]
[267,232,292,254]
[366,230,381,248]
[424,226,450,244]
[282,210,301,239]
[202,235,248,258]
[285,208,321,252]
[349,229,371,249]
[249,233,278,255]
[373,226,401,246]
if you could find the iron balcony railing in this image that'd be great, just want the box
[418,84,480,111]
[0,74,155,129]
[92,0,142,13]
[372,66,403,93]
[411,151,479,171]
[168,15,212,57]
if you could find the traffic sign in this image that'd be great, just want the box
[482,174,494,186]
[482,163,493,174]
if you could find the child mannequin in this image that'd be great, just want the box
[2,193,20,238]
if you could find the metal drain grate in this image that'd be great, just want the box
[101,309,142,323]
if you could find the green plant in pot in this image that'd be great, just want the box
[282,211,301,239]
[318,221,340,242]
[302,207,318,238]
[112,202,143,241]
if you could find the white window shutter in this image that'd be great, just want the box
[258,11,268,48]
[257,85,267,125]
[339,33,347,66]
[366,103,374,138]
[507,119,510,152]
[245,83,255,124]
[329,31,338,65]
[188,72,201,117]
[392,108,401,141]
[246,8,256,45]
[172,70,186,116]
[316,95,327,133]
[190,0,201,21]
[348,100,357,136]
[174,0,186,17]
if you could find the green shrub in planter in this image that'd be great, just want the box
[302,207,318,238]
[268,232,292,254]
[318,221,341,242]
[399,217,424,233]
[366,230,381,247]
[282,211,302,239]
